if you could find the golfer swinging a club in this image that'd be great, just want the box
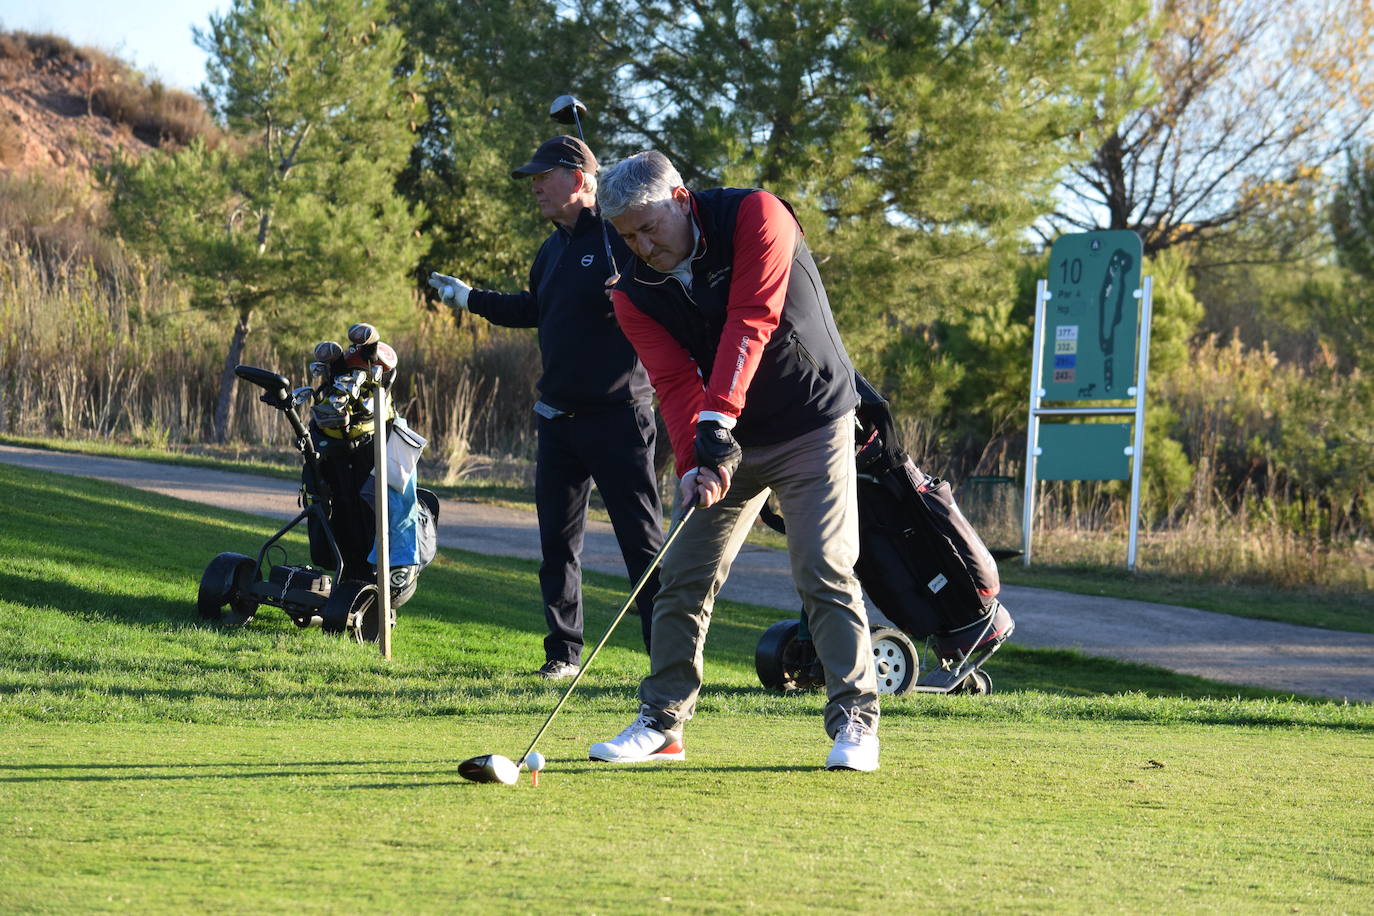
[589,151,881,771]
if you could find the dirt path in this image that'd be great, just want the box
[3,443,1370,703]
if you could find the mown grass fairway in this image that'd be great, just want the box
[1,462,1371,913]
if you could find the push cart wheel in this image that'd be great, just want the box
[417,488,441,522]
[870,627,918,696]
[755,619,825,691]
[952,668,993,696]
[320,579,378,641]
[197,552,260,627]
[350,588,396,645]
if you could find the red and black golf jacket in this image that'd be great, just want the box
[611,188,858,476]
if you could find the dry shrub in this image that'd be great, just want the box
[0,32,29,63]
[394,318,540,461]
[414,369,494,484]
[464,332,541,454]
[0,232,223,443]
[0,113,25,165]
[1026,476,1373,591]
[0,29,215,148]
[0,173,128,279]
[93,77,215,149]
[5,31,79,68]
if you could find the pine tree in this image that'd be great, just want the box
[573,1,1147,383]
[105,0,424,441]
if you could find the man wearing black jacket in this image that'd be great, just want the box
[428,136,663,679]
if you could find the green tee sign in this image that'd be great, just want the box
[1042,230,1143,401]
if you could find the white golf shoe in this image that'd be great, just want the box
[825,707,879,772]
[588,707,685,763]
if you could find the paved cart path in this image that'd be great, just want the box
[3,443,1371,703]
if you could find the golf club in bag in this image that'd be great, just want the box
[196,326,439,643]
[458,499,698,785]
[754,373,1014,696]
[549,93,620,285]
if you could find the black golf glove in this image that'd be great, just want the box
[694,419,741,485]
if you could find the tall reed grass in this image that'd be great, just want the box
[1,216,1369,591]
[0,221,541,481]
[1020,484,1373,590]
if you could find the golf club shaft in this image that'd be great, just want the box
[517,501,697,767]
[569,107,621,284]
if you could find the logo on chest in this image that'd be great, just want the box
[580,254,596,267]
[707,266,731,288]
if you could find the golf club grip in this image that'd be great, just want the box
[600,224,620,284]
[563,104,620,284]
[517,501,698,767]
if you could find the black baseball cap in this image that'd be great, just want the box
[510,135,598,179]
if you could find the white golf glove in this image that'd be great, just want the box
[428,271,472,310]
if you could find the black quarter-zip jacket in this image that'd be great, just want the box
[467,207,652,411]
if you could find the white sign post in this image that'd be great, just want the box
[1023,231,1154,570]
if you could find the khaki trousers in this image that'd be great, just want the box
[639,413,879,738]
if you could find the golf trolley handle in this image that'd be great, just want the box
[233,364,329,495]
[234,365,293,407]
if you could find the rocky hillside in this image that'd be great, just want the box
[0,30,214,183]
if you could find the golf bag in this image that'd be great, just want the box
[303,329,438,609]
[197,324,438,638]
[852,374,1013,660]
[754,373,1013,695]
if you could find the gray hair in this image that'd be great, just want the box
[578,168,597,198]
[597,151,684,219]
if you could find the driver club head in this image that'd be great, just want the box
[549,94,587,125]
[458,753,519,785]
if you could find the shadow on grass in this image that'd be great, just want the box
[0,550,553,644]
[342,763,823,791]
[0,570,190,628]
[5,462,1369,737]
[0,760,445,770]
[0,764,453,784]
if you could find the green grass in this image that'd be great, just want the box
[0,461,1372,912]
[5,717,1370,913]
[6,434,1372,634]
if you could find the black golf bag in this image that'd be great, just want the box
[852,374,1013,662]
[304,418,439,611]
[300,328,439,612]
[754,373,1013,695]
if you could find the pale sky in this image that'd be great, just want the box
[0,0,224,92]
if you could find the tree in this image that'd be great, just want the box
[105,0,424,441]
[569,0,1150,409]
[1331,143,1374,283]
[392,0,624,295]
[1053,0,1374,261]
[392,1,1150,457]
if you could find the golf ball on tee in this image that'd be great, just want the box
[525,751,546,771]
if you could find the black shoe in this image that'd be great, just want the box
[535,659,581,680]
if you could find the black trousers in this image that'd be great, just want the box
[535,402,664,663]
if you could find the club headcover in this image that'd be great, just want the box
[314,340,344,363]
[347,323,379,347]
